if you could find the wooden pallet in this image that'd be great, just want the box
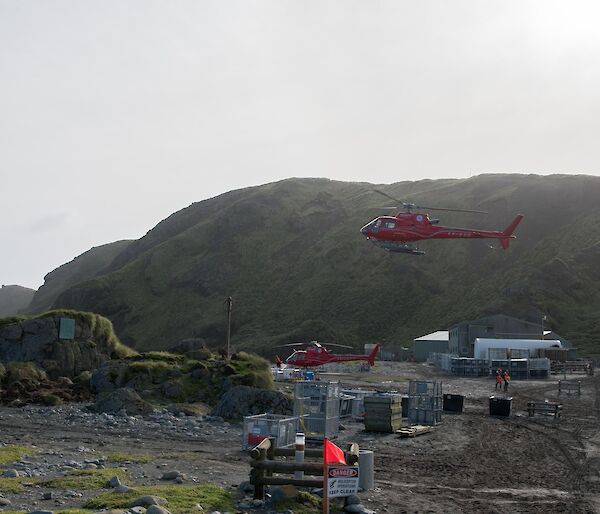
[396,425,432,438]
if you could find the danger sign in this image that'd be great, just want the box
[327,465,359,498]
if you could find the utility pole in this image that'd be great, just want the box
[225,296,233,360]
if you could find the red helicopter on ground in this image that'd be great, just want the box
[275,341,380,368]
[360,190,524,255]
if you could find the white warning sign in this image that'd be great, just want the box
[327,465,359,498]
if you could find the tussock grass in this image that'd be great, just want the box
[0,445,37,465]
[37,467,129,490]
[84,483,235,513]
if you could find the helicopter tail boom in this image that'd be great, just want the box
[500,214,524,249]
[368,344,381,366]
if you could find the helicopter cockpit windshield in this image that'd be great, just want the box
[286,352,301,363]
[360,219,381,236]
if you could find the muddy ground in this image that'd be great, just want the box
[1,361,599,513]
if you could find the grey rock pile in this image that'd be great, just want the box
[211,385,292,419]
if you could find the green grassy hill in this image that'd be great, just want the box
[27,240,133,313]
[0,285,35,315]
[44,174,600,357]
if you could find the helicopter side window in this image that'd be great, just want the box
[384,221,396,229]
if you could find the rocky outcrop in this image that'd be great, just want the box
[0,311,133,379]
[92,387,155,415]
[211,385,292,420]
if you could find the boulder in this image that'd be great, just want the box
[131,495,168,507]
[211,385,292,420]
[92,387,155,415]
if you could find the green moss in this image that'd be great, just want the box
[39,393,62,406]
[0,315,27,330]
[0,477,25,493]
[137,351,186,363]
[3,362,47,385]
[0,445,37,465]
[37,467,129,490]
[84,484,235,513]
[125,360,176,383]
[229,351,274,390]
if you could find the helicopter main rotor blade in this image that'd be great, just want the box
[371,189,402,204]
[274,342,307,348]
[416,205,488,214]
[324,343,354,349]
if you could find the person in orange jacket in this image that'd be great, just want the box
[495,369,503,390]
[503,370,511,391]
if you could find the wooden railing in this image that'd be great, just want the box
[249,437,359,500]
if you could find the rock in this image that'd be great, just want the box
[0,497,12,506]
[109,475,122,487]
[90,362,129,394]
[211,385,292,419]
[42,492,54,500]
[92,388,155,415]
[3,468,19,477]
[128,508,147,514]
[344,503,376,514]
[345,494,361,505]
[161,470,182,480]
[269,484,298,503]
[146,506,171,514]
[116,484,135,493]
[131,495,168,507]
[160,380,183,399]
[27,511,55,514]
[237,481,254,494]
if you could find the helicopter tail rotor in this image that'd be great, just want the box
[500,214,524,249]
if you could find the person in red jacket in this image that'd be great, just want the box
[495,369,503,390]
[503,370,511,391]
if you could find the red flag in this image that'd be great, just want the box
[323,438,346,465]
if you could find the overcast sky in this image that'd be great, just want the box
[2,0,600,289]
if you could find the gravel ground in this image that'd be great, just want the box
[1,362,599,513]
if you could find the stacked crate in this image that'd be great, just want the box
[407,380,443,425]
[363,395,402,432]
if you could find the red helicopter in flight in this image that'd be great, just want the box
[275,341,380,368]
[360,190,523,255]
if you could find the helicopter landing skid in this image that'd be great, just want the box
[376,241,425,255]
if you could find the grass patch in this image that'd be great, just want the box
[0,445,37,465]
[229,351,274,390]
[0,477,25,494]
[0,315,28,330]
[37,467,129,490]
[84,484,235,513]
[136,351,187,363]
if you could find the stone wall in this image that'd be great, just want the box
[0,313,124,378]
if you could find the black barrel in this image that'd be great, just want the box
[489,395,512,416]
[443,394,464,413]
